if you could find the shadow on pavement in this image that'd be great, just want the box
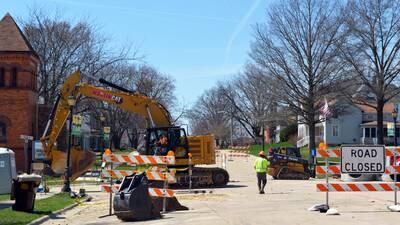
[48,214,66,219]
[213,184,248,189]
[340,210,391,214]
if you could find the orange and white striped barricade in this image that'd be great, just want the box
[101,169,176,183]
[386,147,400,210]
[103,154,175,165]
[315,165,341,175]
[385,165,400,174]
[102,153,176,214]
[317,183,400,192]
[314,146,400,212]
[315,144,334,211]
[228,150,250,162]
[101,185,175,197]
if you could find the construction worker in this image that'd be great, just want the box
[154,135,169,156]
[254,151,269,194]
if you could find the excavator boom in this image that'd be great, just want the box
[40,70,228,187]
[40,71,173,180]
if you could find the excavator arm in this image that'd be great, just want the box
[40,70,173,180]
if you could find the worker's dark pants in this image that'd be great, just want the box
[257,172,267,192]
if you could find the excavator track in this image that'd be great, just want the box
[173,167,229,188]
[276,167,310,180]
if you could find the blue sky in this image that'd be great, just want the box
[1,0,268,108]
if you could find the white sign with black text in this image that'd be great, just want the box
[341,145,385,174]
[32,141,46,161]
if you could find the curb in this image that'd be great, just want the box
[28,196,92,225]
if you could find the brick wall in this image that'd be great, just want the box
[0,52,38,172]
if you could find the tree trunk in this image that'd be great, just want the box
[308,121,316,163]
[112,134,121,150]
[377,100,384,145]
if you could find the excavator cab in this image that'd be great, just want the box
[144,126,189,158]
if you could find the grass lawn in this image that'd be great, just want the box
[0,193,79,225]
[0,194,10,202]
[249,142,294,156]
[249,143,341,163]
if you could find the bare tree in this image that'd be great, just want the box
[222,64,278,142]
[186,86,231,143]
[187,63,278,144]
[84,62,176,149]
[341,0,400,144]
[22,8,131,105]
[250,0,346,158]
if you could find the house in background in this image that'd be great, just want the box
[297,102,399,147]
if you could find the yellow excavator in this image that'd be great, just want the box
[40,71,229,186]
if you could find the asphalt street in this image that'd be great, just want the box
[41,153,400,225]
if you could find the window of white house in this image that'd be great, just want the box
[364,127,376,138]
[364,127,377,138]
[332,125,339,137]
[365,128,370,137]
[371,127,376,138]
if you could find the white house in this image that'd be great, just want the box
[297,102,399,147]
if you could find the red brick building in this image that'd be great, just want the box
[0,13,39,172]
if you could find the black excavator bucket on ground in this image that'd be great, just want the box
[113,172,188,221]
[113,173,160,221]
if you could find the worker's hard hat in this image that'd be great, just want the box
[259,151,265,156]
[188,153,192,158]
[167,150,175,157]
[105,148,112,155]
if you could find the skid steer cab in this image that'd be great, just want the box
[141,126,189,159]
[267,147,311,180]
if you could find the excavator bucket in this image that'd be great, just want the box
[50,147,96,181]
[114,173,187,221]
[150,196,188,212]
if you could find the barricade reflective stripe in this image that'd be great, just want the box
[316,149,340,158]
[229,150,250,154]
[101,185,175,197]
[385,147,400,157]
[229,146,250,150]
[317,148,400,158]
[316,183,400,192]
[103,154,175,165]
[101,170,176,183]
[385,165,400,174]
[228,154,250,157]
[148,187,175,197]
[101,185,119,193]
[315,165,341,175]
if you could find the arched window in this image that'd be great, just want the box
[0,121,6,142]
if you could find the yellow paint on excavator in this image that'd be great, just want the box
[50,148,96,181]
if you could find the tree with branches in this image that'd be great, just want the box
[22,8,132,105]
[249,0,346,159]
[341,0,400,144]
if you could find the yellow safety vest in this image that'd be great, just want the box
[254,157,269,173]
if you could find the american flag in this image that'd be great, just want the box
[320,98,331,118]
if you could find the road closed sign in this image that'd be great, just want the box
[340,145,385,174]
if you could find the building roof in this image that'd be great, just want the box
[360,121,400,126]
[0,13,36,53]
[355,103,396,113]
